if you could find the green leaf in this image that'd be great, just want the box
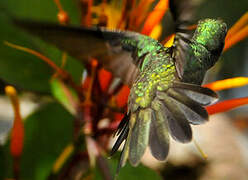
[0,0,83,93]
[1,0,80,22]
[0,144,13,180]
[20,102,74,180]
[94,156,162,180]
[50,79,78,115]
[116,162,162,180]
[0,16,52,93]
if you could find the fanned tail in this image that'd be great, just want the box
[172,82,218,105]
[167,88,209,125]
[156,91,192,143]
[111,82,218,172]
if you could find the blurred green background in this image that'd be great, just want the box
[0,0,247,179]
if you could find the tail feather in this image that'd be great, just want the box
[150,99,170,160]
[116,128,131,174]
[157,91,192,143]
[110,122,129,156]
[111,113,130,156]
[115,113,130,136]
[173,82,218,105]
[167,88,208,125]
[129,109,153,166]
[116,113,137,173]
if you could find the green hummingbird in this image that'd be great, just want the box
[8,0,227,171]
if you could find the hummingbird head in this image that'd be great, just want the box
[193,19,227,66]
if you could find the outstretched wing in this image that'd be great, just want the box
[12,19,142,87]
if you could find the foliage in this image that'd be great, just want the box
[0,0,247,180]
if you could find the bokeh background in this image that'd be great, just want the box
[0,0,247,179]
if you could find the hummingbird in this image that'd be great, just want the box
[8,0,227,171]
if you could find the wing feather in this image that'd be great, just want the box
[12,19,141,86]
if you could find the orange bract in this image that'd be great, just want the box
[98,68,112,92]
[224,12,248,51]
[206,97,248,115]
[226,12,248,40]
[141,0,169,35]
[164,34,175,47]
[5,86,24,158]
[203,77,248,91]
[114,112,125,123]
[129,0,154,30]
[115,85,130,108]
[204,77,248,115]
[224,25,248,51]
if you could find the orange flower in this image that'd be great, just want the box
[5,86,24,158]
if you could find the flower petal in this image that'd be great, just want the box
[203,77,248,91]
[206,97,248,115]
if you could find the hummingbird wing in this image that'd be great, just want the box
[11,19,143,87]
[170,0,227,84]
[169,0,196,24]
[169,0,197,78]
